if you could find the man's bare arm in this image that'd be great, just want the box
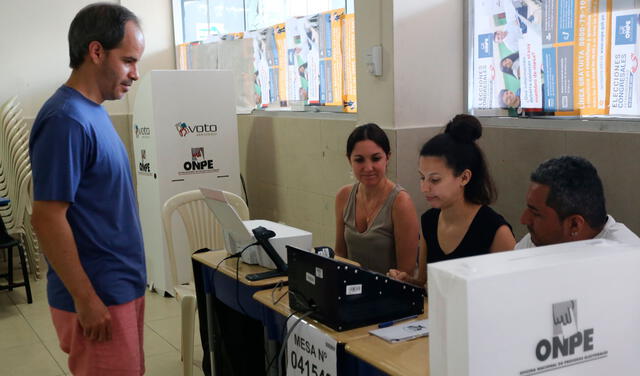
[31,200,112,342]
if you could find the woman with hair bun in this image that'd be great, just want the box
[388,114,515,287]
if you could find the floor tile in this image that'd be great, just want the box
[42,338,71,375]
[0,341,64,376]
[7,275,47,304]
[144,325,177,356]
[3,271,206,376]
[144,350,182,376]
[0,291,21,319]
[150,313,201,349]
[12,295,51,321]
[27,314,59,342]
[144,349,206,376]
[144,290,181,321]
[0,313,41,351]
[146,316,182,349]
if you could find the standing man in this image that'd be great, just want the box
[30,4,146,375]
[518,155,640,248]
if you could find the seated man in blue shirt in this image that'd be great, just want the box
[517,156,640,248]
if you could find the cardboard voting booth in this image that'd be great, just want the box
[132,70,241,296]
[428,239,640,376]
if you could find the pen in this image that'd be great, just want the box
[378,314,419,328]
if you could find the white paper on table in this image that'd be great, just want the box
[369,319,429,343]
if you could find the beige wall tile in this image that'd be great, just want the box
[384,128,398,182]
[321,152,353,198]
[317,195,338,247]
[492,128,566,238]
[355,0,395,129]
[580,132,640,236]
[234,114,640,254]
[238,115,357,247]
[236,115,256,176]
[319,118,356,197]
[395,126,441,216]
[249,117,278,187]
[565,132,617,224]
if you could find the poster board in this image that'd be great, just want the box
[469,0,640,118]
[177,8,351,112]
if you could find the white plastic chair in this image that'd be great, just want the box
[162,189,249,376]
[0,97,40,279]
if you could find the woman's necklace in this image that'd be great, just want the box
[360,181,390,226]
[363,198,381,225]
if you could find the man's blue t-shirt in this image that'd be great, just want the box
[29,86,146,312]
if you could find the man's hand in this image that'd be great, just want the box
[75,294,112,342]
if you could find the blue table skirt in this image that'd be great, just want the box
[202,264,267,321]
[200,264,388,376]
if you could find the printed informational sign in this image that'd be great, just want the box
[319,9,344,106]
[609,1,640,115]
[285,16,319,104]
[286,317,337,376]
[473,0,545,113]
[176,8,351,112]
[342,13,357,113]
[275,23,288,107]
[471,0,640,117]
[246,28,273,108]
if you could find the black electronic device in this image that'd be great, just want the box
[245,226,288,281]
[286,245,424,331]
[313,246,335,259]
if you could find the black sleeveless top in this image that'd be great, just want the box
[422,205,512,264]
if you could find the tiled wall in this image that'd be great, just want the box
[237,114,363,247]
[117,113,640,247]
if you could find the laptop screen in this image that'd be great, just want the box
[200,188,253,254]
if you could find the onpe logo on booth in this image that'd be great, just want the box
[138,149,152,176]
[520,301,609,375]
[192,147,204,162]
[535,300,594,362]
[179,147,218,175]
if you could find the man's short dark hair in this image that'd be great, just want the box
[531,156,607,228]
[68,3,139,69]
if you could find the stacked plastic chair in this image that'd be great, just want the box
[0,96,41,280]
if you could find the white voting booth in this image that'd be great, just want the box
[132,70,241,296]
[428,239,640,376]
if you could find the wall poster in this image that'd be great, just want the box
[471,0,640,117]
